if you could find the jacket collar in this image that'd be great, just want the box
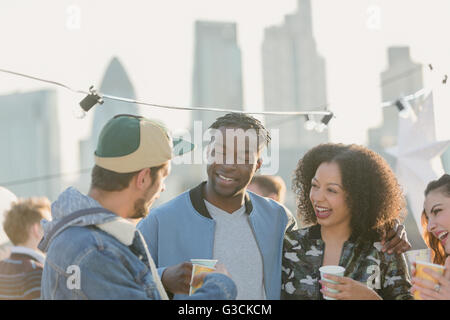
[189,181,253,219]
[96,218,137,246]
[10,246,45,264]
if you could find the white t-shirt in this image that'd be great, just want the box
[204,200,266,300]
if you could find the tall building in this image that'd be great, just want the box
[368,47,423,167]
[0,89,61,200]
[261,0,328,212]
[175,20,245,191]
[78,57,140,193]
[191,20,244,129]
[262,0,328,151]
[368,46,426,249]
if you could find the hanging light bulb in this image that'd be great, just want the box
[304,115,316,131]
[315,112,333,132]
[74,85,104,119]
[395,100,412,119]
[72,104,87,119]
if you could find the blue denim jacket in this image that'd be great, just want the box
[39,187,237,300]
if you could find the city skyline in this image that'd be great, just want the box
[1,0,449,199]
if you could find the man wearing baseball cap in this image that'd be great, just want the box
[39,114,237,300]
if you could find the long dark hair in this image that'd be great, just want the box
[422,174,450,265]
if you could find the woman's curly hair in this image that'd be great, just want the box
[292,143,406,241]
[421,174,450,265]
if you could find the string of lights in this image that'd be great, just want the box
[0,68,332,118]
[0,63,446,187]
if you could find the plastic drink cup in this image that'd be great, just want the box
[405,249,431,273]
[189,259,218,295]
[413,261,446,300]
[319,265,346,300]
[190,259,218,268]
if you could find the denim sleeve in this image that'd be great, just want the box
[76,248,154,300]
[137,213,159,266]
[187,273,237,300]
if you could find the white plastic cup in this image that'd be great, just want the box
[319,265,345,300]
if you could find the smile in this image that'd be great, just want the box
[436,231,449,244]
[217,173,236,182]
[315,206,332,219]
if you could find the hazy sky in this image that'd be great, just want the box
[1,0,450,176]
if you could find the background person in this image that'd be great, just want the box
[0,186,18,261]
[282,143,413,300]
[0,197,51,300]
[247,175,287,204]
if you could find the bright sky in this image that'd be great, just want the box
[1,0,450,175]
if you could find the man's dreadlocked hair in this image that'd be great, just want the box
[209,113,271,147]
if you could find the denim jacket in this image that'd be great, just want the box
[39,187,237,300]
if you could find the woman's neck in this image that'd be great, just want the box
[320,223,352,244]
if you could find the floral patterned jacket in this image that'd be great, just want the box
[281,225,413,300]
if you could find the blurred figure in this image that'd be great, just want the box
[411,174,450,300]
[0,197,51,300]
[248,175,286,204]
[0,186,18,260]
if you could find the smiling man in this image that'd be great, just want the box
[138,113,298,299]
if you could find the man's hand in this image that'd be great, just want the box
[191,263,231,288]
[381,220,411,254]
[161,262,193,295]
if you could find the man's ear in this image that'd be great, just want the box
[135,168,151,190]
[30,223,42,240]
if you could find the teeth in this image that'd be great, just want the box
[438,232,448,240]
[316,207,330,212]
[218,174,233,181]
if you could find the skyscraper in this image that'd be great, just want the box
[0,89,61,200]
[368,46,426,249]
[191,20,244,128]
[262,0,328,151]
[368,46,423,167]
[261,0,328,210]
[176,20,244,190]
[78,57,140,192]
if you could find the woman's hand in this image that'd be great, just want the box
[319,274,382,300]
[411,257,450,300]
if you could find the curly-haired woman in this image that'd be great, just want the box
[281,143,413,300]
[411,174,450,300]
